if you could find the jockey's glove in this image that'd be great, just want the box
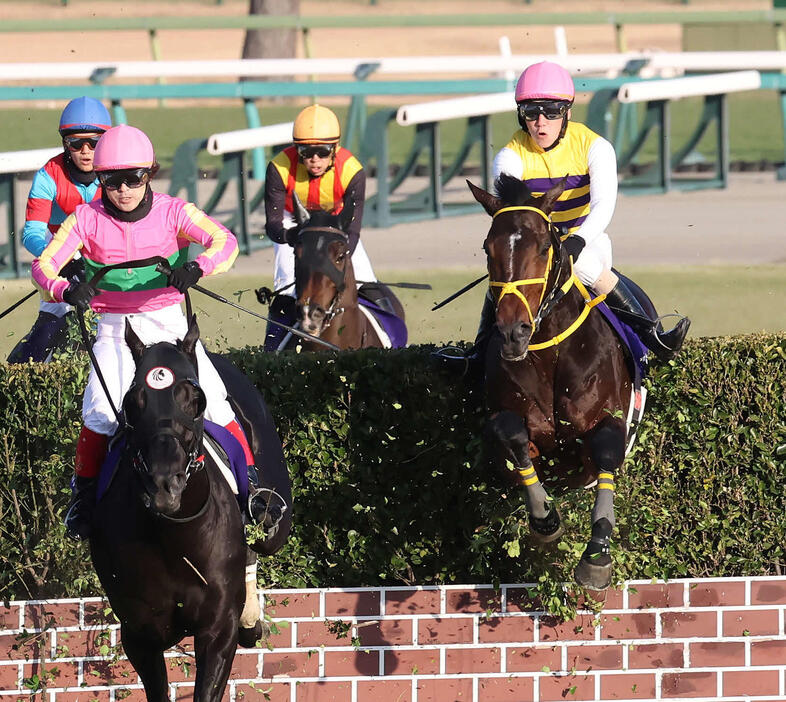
[60,257,85,282]
[285,224,303,246]
[63,281,97,312]
[562,235,586,263]
[168,261,203,293]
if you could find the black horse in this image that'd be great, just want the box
[89,317,291,702]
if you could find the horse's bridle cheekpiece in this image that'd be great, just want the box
[296,226,350,329]
[489,204,604,351]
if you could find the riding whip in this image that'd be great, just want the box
[356,280,433,290]
[431,273,489,311]
[0,289,37,320]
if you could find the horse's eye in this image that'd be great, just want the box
[483,242,489,255]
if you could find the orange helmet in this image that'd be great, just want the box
[292,105,340,145]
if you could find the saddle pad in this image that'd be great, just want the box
[95,421,248,504]
[357,298,408,348]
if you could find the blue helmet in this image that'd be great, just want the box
[58,97,112,136]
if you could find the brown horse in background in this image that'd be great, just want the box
[470,174,634,590]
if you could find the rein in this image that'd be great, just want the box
[489,204,605,351]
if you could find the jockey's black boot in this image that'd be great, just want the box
[432,292,496,383]
[7,311,68,364]
[604,278,691,362]
[64,476,98,541]
[245,465,287,553]
[263,295,297,352]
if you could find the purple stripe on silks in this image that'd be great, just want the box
[555,213,588,230]
[524,174,590,191]
[204,420,249,506]
[358,298,408,348]
[596,301,648,385]
[552,192,591,212]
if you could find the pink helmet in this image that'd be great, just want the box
[94,124,156,171]
[515,61,575,103]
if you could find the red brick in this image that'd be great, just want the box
[506,645,562,673]
[478,616,534,644]
[444,647,501,674]
[356,619,413,646]
[229,651,261,680]
[575,587,624,611]
[294,680,351,702]
[751,580,786,605]
[751,639,786,666]
[297,621,351,648]
[263,592,320,619]
[689,641,745,667]
[539,673,594,701]
[538,614,596,642]
[261,651,316,678]
[0,696,34,702]
[0,664,20,689]
[600,613,656,640]
[22,660,78,689]
[23,604,79,630]
[662,671,717,698]
[165,656,198,683]
[261,620,293,649]
[110,687,147,702]
[173,684,230,702]
[723,669,780,697]
[323,650,379,677]
[445,589,502,614]
[628,643,684,669]
[52,692,110,702]
[660,611,717,638]
[477,676,534,702]
[235,682,290,702]
[415,677,472,702]
[723,609,780,637]
[383,648,439,676]
[418,617,473,645]
[600,672,657,700]
[688,580,746,607]
[83,659,138,686]
[53,629,113,659]
[505,588,540,613]
[356,680,412,702]
[383,590,440,616]
[0,605,21,632]
[325,591,379,617]
[628,583,684,609]
[0,632,46,661]
[82,602,113,628]
[567,643,622,670]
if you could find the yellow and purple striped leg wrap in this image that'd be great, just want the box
[598,472,615,493]
[518,464,540,487]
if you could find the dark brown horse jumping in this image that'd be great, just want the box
[470,174,634,590]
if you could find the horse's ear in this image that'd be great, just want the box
[338,198,355,235]
[125,321,146,363]
[539,176,568,215]
[467,179,503,217]
[292,192,310,226]
[181,315,200,357]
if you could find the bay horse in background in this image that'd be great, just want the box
[89,317,291,702]
[469,174,636,590]
[277,198,406,351]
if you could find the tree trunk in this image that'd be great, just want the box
[242,0,300,61]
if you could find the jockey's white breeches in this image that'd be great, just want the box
[273,239,377,298]
[573,232,612,288]
[82,304,234,437]
[39,300,71,317]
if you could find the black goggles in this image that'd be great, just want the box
[297,144,335,159]
[64,135,101,151]
[518,101,571,122]
[98,168,151,191]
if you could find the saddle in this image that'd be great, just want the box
[96,421,249,506]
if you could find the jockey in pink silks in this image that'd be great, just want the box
[32,124,282,544]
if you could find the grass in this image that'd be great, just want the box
[1,265,784,359]
[2,91,784,171]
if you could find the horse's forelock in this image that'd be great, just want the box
[494,173,534,207]
[304,209,342,231]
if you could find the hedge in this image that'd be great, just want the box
[1,335,785,608]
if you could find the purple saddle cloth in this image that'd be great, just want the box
[96,420,248,505]
[595,301,649,387]
[357,298,408,348]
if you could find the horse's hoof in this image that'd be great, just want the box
[528,508,564,546]
[238,620,268,648]
[574,554,612,591]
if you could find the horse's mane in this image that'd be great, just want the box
[494,173,535,207]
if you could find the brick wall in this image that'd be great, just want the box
[2,577,786,702]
